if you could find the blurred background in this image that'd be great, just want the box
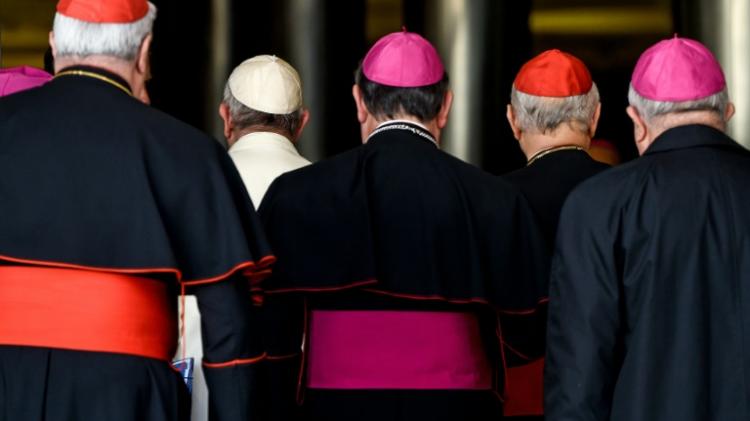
[2,0,748,173]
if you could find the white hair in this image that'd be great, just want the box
[510,83,600,134]
[53,2,157,61]
[627,84,729,123]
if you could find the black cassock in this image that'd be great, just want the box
[506,148,609,252]
[503,149,608,419]
[546,124,750,421]
[258,122,549,421]
[0,66,273,421]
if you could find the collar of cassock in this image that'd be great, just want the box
[230,131,300,155]
[526,145,586,166]
[367,120,438,148]
[54,65,133,96]
[644,124,745,155]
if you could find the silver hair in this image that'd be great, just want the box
[222,83,302,134]
[627,84,729,123]
[52,2,157,60]
[510,83,600,134]
[223,84,252,120]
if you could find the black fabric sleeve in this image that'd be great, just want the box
[260,294,305,421]
[544,191,622,421]
[192,274,265,421]
[497,191,551,364]
[499,305,548,366]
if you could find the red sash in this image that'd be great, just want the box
[503,359,544,416]
[0,265,175,361]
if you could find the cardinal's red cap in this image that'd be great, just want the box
[57,0,149,23]
[513,49,593,97]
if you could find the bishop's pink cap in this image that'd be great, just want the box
[0,66,52,97]
[362,30,444,87]
[631,36,725,102]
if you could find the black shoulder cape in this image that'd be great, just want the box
[0,67,273,285]
[259,122,548,312]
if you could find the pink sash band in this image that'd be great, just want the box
[307,310,492,390]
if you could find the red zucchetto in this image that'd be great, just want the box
[56,0,149,23]
[513,49,593,97]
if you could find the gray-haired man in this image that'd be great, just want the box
[0,1,273,420]
[180,55,311,421]
[503,49,608,420]
[545,36,747,421]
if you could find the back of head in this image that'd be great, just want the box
[223,55,304,138]
[53,0,157,61]
[510,49,599,135]
[628,36,729,128]
[355,30,448,122]
[0,66,52,97]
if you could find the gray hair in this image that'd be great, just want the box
[222,83,302,135]
[627,84,729,123]
[510,83,600,134]
[53,2,157,60]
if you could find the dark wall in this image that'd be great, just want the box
[404,0,532,175]
[148,0,211,131]
[317,1,367,157]
[480,1,533,175]
[148,0,365,157]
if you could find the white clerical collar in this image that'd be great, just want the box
[376,119,430,131]
[229,131,299,155]
[366,119,438,147]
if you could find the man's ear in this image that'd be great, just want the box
[589,102,602,138]
[725,102,736,123]
[294,108,311,141]
[136,34,153,76]
[436,90,453,129]
[506,104,522,141]
[352,84,370,124]
[219,103,233,141]
[49,32,57,58]
[626,105,649,155]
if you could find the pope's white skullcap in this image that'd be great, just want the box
[228,55,302,114]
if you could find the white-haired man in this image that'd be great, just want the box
[545,36,749,421]
[502,49,609,421]
[222,54,311,206]
[179,55,311,421]
[505,49,609,248]
[0,1,273,420]
[222,55,309,421]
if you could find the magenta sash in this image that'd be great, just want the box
[307,310,492,390]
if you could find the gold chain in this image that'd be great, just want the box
[526,145,585,167]
[54,70,132,97]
